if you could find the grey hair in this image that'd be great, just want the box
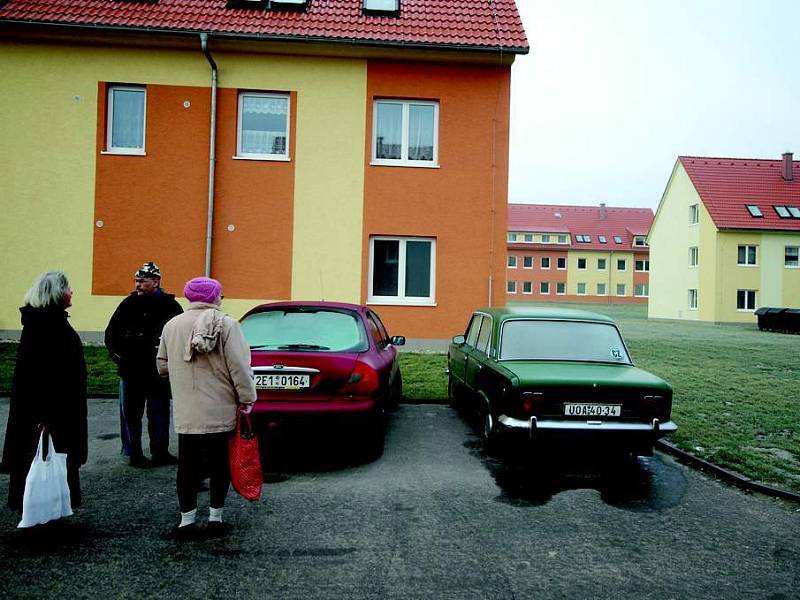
[23,271,71,308]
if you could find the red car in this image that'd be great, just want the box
[240,301,405,450]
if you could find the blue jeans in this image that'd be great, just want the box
[120,378,172,459]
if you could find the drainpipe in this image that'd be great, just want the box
[200,33,218,277]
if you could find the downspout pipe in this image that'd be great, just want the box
[200,32,218,277]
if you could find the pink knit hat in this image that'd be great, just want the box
[183,277,222,304]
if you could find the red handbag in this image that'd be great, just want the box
[229,413,263,502]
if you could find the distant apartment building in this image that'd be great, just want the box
[648,153,800,322]
[506,203,653,304]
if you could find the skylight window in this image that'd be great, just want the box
[775,205,791,218]
[270,0,307,9]
[788,206,800,218]
[613,236,623,244]
[364,0,400,15]
[746,204,763,217]
[575,235,591,243]
[598,235,607,243]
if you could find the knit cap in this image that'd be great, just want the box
[183,277,222,304]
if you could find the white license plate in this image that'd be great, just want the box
[564,403,621,417]
[254,374,310,390]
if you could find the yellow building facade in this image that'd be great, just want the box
[649,156,800,323]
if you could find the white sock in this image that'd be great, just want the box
[179,509,197,528]
[209,506,223,523]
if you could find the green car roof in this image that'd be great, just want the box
[476,306,617,325]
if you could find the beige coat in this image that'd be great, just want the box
[157,302,256,434]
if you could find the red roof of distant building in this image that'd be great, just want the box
[508,203,654,251]
[679,156,800,231]
[0,0,529,52]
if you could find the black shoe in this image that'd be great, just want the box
[129,455,152,468]
[151,453,178,466]
[206,521,233,538]
[162,523,201,541]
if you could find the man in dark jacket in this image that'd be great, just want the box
[105,262,183,467]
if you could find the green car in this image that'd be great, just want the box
[447,307,676,456]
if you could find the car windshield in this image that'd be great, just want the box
[499,319,631,363]
[241,308,368,353]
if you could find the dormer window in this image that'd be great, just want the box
[270,0,307,10]
[746,204,763,217]
[364,0,400,16]
[633,236,647,247]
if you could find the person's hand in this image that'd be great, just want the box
[239,403,253,415]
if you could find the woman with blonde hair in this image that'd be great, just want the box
[1,271,88,512]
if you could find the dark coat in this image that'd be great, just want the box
[104,289,183,382]
[2,305,88,511]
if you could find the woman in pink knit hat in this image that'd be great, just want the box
[157,277,256,539]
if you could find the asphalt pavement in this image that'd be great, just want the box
[0,398,798,599]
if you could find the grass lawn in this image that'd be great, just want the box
[2,306,798,493]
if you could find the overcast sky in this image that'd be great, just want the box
[508,0,800,210]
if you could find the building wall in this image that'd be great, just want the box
[1,40,509,340]
[648,162,707,320]
[362,61,510,339]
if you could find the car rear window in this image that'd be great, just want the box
[499,319,631,363]
[241,309,368,352]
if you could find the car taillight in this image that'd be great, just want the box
[343,361,380,394]
[521,391,544,414]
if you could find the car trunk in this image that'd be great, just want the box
[500,361,672,422]
[251,351,360,403]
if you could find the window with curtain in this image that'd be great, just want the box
[369,236,435,304]
[237,92,289,159]
[107,86,146,153]
[372,99,438,166]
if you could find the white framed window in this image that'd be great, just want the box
[616,283,626,296]
[635,259,650,272]
[540,281,550,295]
[507,281,517,294]
[688,289,698,310]
[577,282,587,295]
[596,283,606,296]
[541,257,550,270]
[508,232,518,242]
[522,281,533,294]
[689,246,699,267]
[368,236,435,305]
[689,204,699,224]
[556,282,566,295]
[557,235,567,244]
[237,92,290,160]
[597,258,607,271]
[786,246,799,268]
[523,233,534,243]
[556,257,567,270]
[107,85,146,154]
[541,234,550,243]
[523,256,533,269]
[577,258,587,270]
[633,236,647,247]
[372,99,438,167]
[736,289,756,311]
[617,259,626,271]
[507,255,517,269]
[634,283,649,297]
[737,245,757,266]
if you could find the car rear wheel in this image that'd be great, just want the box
[479,395,500,453]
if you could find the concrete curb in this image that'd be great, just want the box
[656,439,800,503]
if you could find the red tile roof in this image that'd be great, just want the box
[679,156,800,231]
[508,203,654,251]
[0,0,529,52]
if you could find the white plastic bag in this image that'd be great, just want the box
[17,430,73,528]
